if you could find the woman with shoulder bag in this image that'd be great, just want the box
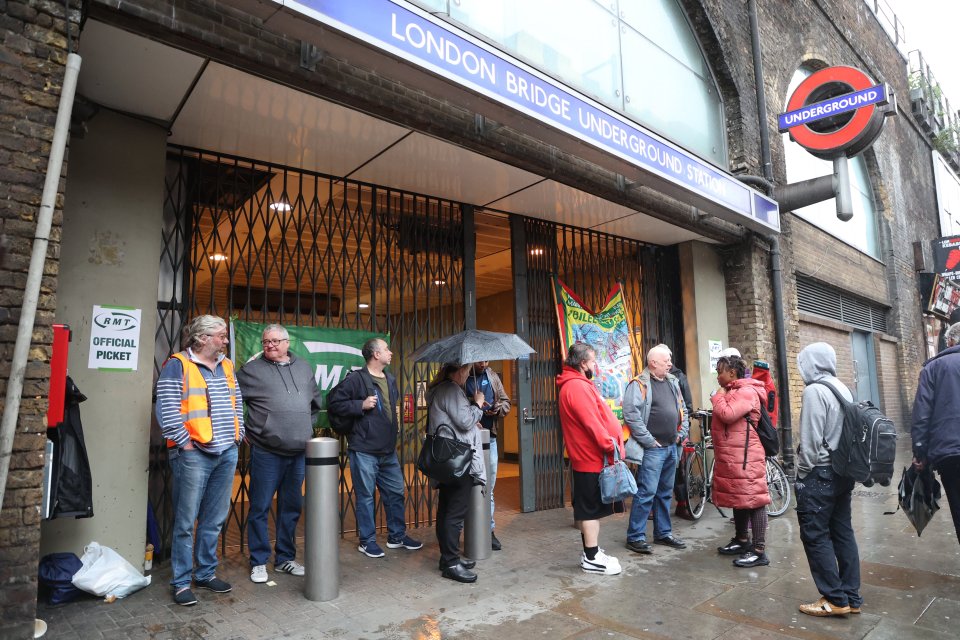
[710,356,771,567]
[425,363,486,583]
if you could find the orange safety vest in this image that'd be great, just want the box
[166,352,240,448]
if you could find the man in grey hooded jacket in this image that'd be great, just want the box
[795,342,862,617]
[237,324,322,584]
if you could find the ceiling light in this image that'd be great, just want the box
[530,248,544,256]
[208,253,228,262]
[358,303,370,309]
[269,202,292,212]
[434,279,446,286]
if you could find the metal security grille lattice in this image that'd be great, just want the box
[519,217,672,510]
[151,146,464,558]
[797,276,888,333]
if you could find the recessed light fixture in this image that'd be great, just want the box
[358,303,370,309]
[208,253,228,262]
[434,279,446,286]
[269,202,292,212]
[530,248,544,256]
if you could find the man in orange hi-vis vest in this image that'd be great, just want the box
[156,315,244,607]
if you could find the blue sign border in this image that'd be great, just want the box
[278,0,779,233]
[778,85,888,132]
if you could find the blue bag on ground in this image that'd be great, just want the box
[38,552,84,605]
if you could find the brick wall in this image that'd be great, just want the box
[877,336,906,429]
[798,316,856,391]
[0,1,78,637]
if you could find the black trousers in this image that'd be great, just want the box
[938,456,960,544]
[436,479,472,567]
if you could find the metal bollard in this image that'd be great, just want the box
[463,429,492,561]
[304,437,339,601]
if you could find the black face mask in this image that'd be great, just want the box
[583,367,594,380]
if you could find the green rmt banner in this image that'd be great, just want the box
[231,320,387,430]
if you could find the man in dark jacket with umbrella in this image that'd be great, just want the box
[912,321,960,543]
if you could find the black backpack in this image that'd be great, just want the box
[813,380,897,487]
[746,403,779,459]
[327,369,378,435]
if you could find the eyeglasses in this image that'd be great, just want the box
[206,333,228,340]
[261,339,289,346]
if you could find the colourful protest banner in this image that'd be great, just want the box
[553,278,639,420]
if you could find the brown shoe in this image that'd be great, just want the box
[849,606,861,614]
[799,597,850,617]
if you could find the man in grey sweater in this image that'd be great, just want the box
[795,342,862,618]
[237,324,322,584]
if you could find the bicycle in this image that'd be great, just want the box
[683,410,792,520]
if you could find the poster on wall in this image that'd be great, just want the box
[88,305,142,371]
[553,278,640,420]
[927,274,960,320]
[231,320,387,430]
[932,235,960,279]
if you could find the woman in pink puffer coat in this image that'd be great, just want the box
[710,356,771,568]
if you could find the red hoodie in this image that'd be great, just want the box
[556,366,624,473]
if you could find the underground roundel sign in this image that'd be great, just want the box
[778,66,895,159]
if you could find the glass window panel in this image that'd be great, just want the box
[410,0,448,13]
[618,0,707,77]
[621,26,724,164]
[782,68,880,257]
[453,0,622,105]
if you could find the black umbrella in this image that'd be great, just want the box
[896,465,941,537]
[410,329,535,365]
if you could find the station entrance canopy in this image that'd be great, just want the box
[268,0,780,235]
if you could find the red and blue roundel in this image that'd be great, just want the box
[779,66,894,159]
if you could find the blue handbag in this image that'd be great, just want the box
[598,439,637,504]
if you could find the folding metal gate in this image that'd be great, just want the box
[510,215,683,512]
[151,146,465,556]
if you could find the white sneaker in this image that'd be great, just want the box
[276,560,305,576]
[250,565,268,583]
[580,549,622,575]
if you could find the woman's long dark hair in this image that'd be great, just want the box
[716,355,747,380]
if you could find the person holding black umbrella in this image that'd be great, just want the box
[426,363,487,583]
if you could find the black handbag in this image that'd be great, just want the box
[416,424,473,484]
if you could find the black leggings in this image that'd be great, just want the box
[734,507,768,550]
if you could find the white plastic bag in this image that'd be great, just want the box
[71,542,151,599]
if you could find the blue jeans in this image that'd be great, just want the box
[168,445,238,589]
[796,466,862,608]
[489,438,498,531]
[348,450,407,545]
[627,444,677,542]
[247,445,305,567]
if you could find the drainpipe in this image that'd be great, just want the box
[748,0,794,477]
[0,53,82,515]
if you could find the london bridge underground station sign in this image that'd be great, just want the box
[274,0,780,234]
[779,66,893,159]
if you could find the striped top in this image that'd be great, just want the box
[156,349,245,454]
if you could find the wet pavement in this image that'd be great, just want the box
[39,447,960,639]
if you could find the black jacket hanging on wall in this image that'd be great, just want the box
[47,376,93,519]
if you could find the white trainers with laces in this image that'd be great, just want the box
[580,549,622,575]
[276,560,305,576]
[250,565,268,583]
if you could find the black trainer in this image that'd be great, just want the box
[654,535,687,549]
[718,538,752,556]
[733,550,770,567]
[491,532,502,551]
[441,563,478,583]
[438,558,476,570]
[625,540,653,554]
[194,577,232,593]
[173,587,198,606]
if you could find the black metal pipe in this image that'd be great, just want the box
[748,0,794,476]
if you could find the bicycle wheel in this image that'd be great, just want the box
[684,450,706,520]
[765,457,792,517]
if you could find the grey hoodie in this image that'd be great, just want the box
[797,342,853,479]
[237,352,322,455]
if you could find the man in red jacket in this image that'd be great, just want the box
[557,343,625,576]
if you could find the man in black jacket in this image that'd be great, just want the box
[328,338,422,558]
[237,324,322,584]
